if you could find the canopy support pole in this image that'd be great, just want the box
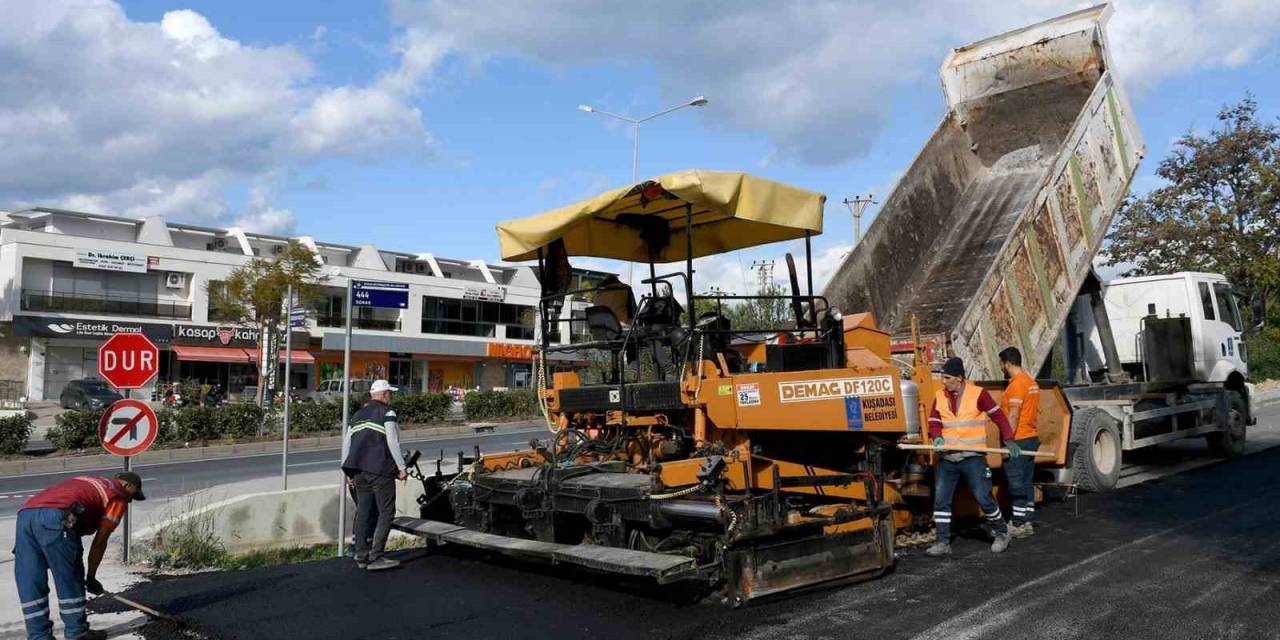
[685,203,695,335]
[537,247,549,385]
[805,231,817,330]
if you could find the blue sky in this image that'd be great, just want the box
[3,1,1279,293]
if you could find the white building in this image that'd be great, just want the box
[0,207,604,403]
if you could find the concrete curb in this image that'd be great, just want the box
[0,420,543,477]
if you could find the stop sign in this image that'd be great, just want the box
[98,333,160,389]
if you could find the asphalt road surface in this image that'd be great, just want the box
[94,414,1280,640]
[0,428,542,517]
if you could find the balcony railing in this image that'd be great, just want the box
[315,313,402,332]
[22,289,192,320]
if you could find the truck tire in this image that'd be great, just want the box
[1069,407,1123,492]
[1206,391,1247,458]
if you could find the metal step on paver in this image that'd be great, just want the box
[391,516,697,579]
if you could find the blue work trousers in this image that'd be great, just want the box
[12,508,89,640]
[933,456,1007,541]
[1005,436,1040,525]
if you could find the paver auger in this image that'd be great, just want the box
[391,171,1028,604]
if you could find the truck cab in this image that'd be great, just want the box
[1080,272,1248,388]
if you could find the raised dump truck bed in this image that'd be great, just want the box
[823,4,1145,379]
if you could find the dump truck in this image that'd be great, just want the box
[388,4,1251,603]
[822,2,1254,490]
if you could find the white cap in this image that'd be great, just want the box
[369,380,398,394]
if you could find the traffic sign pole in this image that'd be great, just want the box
[98,395,158,563]
[337,278,353,558]
[282,284,293,491]
[122,415,131,564]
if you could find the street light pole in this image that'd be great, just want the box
[579,96,708,183]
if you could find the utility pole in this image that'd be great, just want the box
[749,260,775,293]
[842,195,877,245]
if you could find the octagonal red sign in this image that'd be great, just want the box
[97,333,159,389]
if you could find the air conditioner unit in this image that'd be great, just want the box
[165,272,186,289]
[272,245,285,255]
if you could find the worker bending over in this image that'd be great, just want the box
[999,347,1040,538]
[13,472,145,640]
[926,357,1021,556]
[341,380,408,571]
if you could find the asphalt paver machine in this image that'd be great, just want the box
[391,170,974,604]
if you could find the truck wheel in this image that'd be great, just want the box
[1069,408,1122,492]
[1206,391,1247,458]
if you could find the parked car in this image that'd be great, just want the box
[59,379,123,410]
[313,378,371,403]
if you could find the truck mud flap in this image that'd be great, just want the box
[729,516,894,602]
[391,516,698,581]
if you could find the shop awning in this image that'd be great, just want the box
[278,350,315,364]
[171,345,254,363]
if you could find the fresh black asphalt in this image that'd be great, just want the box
[94,443,1280,640]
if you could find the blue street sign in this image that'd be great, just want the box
[289,306,308,328]
[352,280,409,309]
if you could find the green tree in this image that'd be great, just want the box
[212,242,325,404]
[1103,96,1280,327]
[696,283,794,332]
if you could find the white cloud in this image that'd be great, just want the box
[392,0,1280,165]
[234,181,298,235]
[0,0,430,226]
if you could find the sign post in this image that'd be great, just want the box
[97,332,159,564]
[282,285,305,491]
[337,278,353,558]
[337,280,408,557]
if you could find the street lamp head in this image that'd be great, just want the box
[689,96,709,107]
[578,104,595,113]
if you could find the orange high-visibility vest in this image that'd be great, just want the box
[934,382,987,449]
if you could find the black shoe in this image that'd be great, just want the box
[366,557,401,571]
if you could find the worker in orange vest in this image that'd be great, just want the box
[925,357,1021,557]
[999,347,1040,538]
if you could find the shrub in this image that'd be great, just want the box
[48,409,104,451]
[393,393,452,424]
[464,389,540,421]
[217,402,265,439]
[154,410,178,445]
[0,414,32,455]
[289,400,342,433]
[174,405,220,442]
[1246,327,1280,381]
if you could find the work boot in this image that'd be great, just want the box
[991,531,1011,553]
[1009,522,1035,539]
[72,630,108,640]
[925,542,951,557]
[366,557,401,571]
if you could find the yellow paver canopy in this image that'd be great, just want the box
[497,170,826,263]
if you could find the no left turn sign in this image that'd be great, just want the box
[98,399,159,457]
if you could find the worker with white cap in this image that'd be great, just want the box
[341,380,407,571]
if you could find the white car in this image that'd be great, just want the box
[313,378,371,402]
